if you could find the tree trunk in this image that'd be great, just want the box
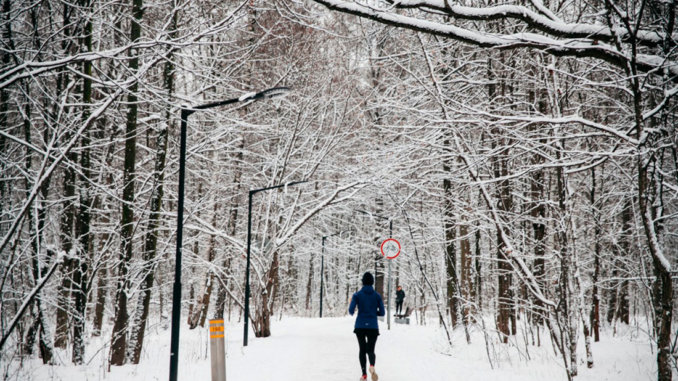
[53,0,77,353]
[253,251,280,337]
[474,218,482,312]
[92,143,115,337]
[494,146,514,342]
[127,7,174,360]
[189,201,219,329]
[214,139,244,319]
[305,252,314,312]
[618,200,632,325]
[530,89,548,331]
[607,199,632,325]
[127,117,169,364]
[23,91,54,364]
[589,167,601,342]
[555,159,578,378]
[72,2,94,363]
[110,0,143,366]
[637,116,673,381]
[92,265,107,337]
[442,140,459,328]
[374,199,385,297]
[55,166,75,350]
[459,215,473,325]
[487,57,514,342]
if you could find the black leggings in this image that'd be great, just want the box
[355,330,378,376]
[396,300,403,314]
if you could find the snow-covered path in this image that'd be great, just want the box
[231,317,359,381]
[22,315,655,381]
[228,317,654,381]
[231,317,458,381]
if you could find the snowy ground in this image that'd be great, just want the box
[11,315,656,381]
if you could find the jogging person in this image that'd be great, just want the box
[349,272,385,381]
[395,285,405,315]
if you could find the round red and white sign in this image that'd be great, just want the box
[380,238,401,259]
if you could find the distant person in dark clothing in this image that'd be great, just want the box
[395,286,405,315]
[349,272,384,381]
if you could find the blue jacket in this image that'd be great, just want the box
[349,286,385,330]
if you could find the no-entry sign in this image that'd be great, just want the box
[380,238,401,259]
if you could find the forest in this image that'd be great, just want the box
[0,0,676,380]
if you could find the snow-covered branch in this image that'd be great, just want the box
[310,0,677,78]
[275,181,367,246]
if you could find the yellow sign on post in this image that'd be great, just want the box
[209,319,226,381]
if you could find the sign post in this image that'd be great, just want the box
[380,238,400,330]
[209,319,226,381]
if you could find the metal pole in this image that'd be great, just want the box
[168,88,292,371]
[243,181,306,346]
[209,319,226,381]
[243,190,254,347]
[387,260,392,329]
[387,220,392,330]
[169,109,192,381]
[320,236,325,318]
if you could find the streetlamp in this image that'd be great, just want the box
[243,180,308,346]
[169,87,290,381]
[355,210,393,330]
[320,230,350,318]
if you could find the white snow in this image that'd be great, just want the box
[238,92,257,102]
[15,315,656,381]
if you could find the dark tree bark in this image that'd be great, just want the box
[54,0,77,352]
[189,201,219,330]
[23,92,54,364]
[110,0,143,366]
[92,264,107,337]
[489,57,514,342]
[443,172,459,328]
[618,200,632,325]
[607,199,632,325]
[253,251,280,337]
[474,217,482,312]
[55,156,76,350]
[305,251,314,311]
[127,115,169,363]
[632,37,673,380]
[215,139,244,320]
[127,6,175,361]
[92,121,116,338]
[72,1,94,363]
[374,198,385,297]
[459,215,473,325]
[528,89,548,332]
[0,0,12,207]
[589,167,601,342]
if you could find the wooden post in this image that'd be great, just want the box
[209,319,226,381]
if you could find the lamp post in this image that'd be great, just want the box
[169,87,290,381]
[320,231,349,318]
[243,180,308,347]
[355,210,393,330]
